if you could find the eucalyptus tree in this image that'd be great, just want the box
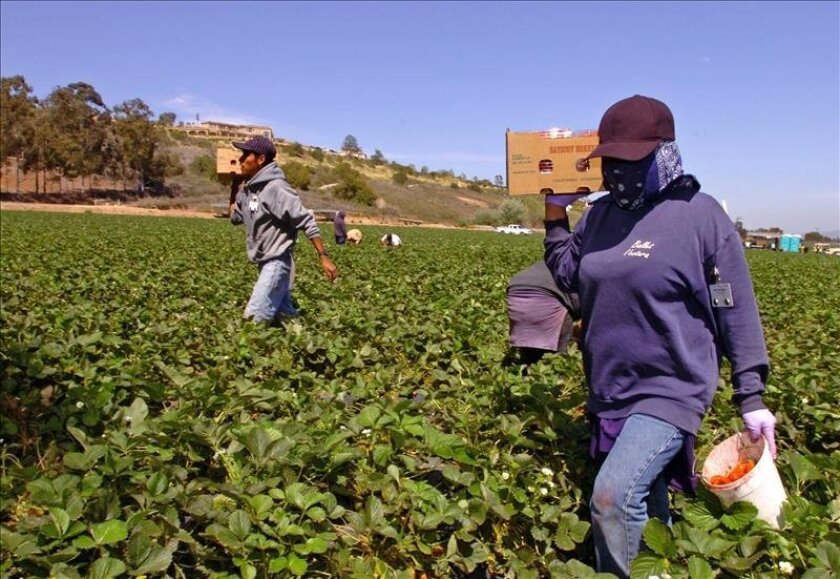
[39,82,111,190]
[113,98,162,193]
[0,75,38,192]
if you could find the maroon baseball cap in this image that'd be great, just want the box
[232,135,276,157]
[587,95,675,161]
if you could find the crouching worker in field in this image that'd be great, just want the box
[544,95,776,578]
[346,229,363,245]
[380,233,402,248]
[505,260,580,367]
[230,136,338,323]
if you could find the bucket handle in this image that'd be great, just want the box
[694,430,753,477]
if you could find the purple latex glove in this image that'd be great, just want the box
[742,409,778,459]
[545,192,589,207]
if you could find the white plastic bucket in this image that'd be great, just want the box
[701,431,786,528]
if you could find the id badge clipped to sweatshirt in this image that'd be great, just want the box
[709,266,733,308]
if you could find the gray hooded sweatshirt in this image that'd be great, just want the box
[231,162,321,264]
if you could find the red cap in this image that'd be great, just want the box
[587,95,675,161]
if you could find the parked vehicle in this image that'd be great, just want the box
[496,224,533,235]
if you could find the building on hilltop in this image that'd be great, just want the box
[173,121,275,141]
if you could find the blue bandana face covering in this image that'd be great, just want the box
[603,141,684,210]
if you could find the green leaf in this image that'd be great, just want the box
[249,494,273,518]
[447,533,459,557]
[2,531,42,556]
[788,452,825,484]
[812,541,840,572]
[720,501,757,531]
[234,557,257,579]
[246,427,272,459]
[229,510,251,541]
[269,557,288,573]
[294,536,328,555]
[554,513,590,551]
[287,554,308,576]
[207,523,242,548]
[73,536,97,549]
[629,553,666,579]
[365,495,385,527]
[62,445,107,471]
[90,519,128,545]
[357,405,381,428]
[739,535,763,558]
[49,507,71,537]
[146,472,169,497]
[642,518,675,557]
[682,501,720,530]
[687,556,715,579]
[125,397,149,434]
[88,555,127,579]
[134,545,174,575]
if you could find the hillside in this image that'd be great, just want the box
[131,133,570,228]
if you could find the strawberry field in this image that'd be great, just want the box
[1,210,838,578]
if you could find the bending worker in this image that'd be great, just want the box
[506,260,580,366]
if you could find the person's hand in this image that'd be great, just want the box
[320,255,338,282]
[742,409,778,459]
[545,192,588,221]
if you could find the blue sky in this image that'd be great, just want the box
[2,1,838,234]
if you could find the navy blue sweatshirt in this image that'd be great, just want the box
[544,178,769,434]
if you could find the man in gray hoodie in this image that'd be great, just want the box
[230,136,338,323]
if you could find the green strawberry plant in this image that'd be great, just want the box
[1,212,838,577]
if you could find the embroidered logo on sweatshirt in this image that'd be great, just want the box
[624,240,655,259]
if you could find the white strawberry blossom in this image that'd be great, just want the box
[779,561,794,575]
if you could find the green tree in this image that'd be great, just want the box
[467,181,482,192]
[494,174,504,187]
[804,231,831,243]
[342,134,361,154]
[392,170,408,185]
[331,162,376,205]
[0,75,38,193]
[283,160,312,190]
[370,149,386,165]
[499,199,526,224]
[0,75,37,160]
[113,98,162,192]
[157,112,176,126]
[190,155,216,180]
[310,147,325,162]
[286,141,305,158]
[473,208,500,226]
[155,152,184,177]
[39,82,111,190]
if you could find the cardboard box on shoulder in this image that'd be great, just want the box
[217,147,241,183]
[506,128,603,196]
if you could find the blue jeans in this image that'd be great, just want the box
[590,414,686,578]
[244,255,298,323]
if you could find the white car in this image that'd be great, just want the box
[496,224,533,235]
